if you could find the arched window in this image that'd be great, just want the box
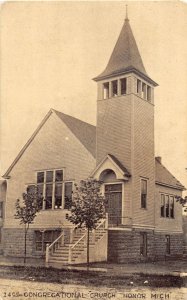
[99,169,117,182]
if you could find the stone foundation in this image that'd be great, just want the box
[2,228,184,262]
[3,228,35,257]
[154,232,184,260]
[108,229,183,263]
[3,228,69,258]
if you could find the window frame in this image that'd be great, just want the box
[103,82,109,100]
[160,194,175,219]
[36,169,73,210]
[136,78,152,102]
[140,178,148,209]
[120,78,127,95]
[111,80,118,97]
[34,230,61,253]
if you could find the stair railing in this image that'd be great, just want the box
[46,231,64,263]
[92,217,107,243]
[68,231,87,263]
[68,215,108,263]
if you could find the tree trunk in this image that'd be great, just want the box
[24,224,27,264]
[24,224,29,264]
[87,227,90,269]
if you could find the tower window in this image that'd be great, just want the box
[147,86,151,101]
[137,79,141,95]
[103,82,109,99]
[141,179,147,209]
[111,80,118,97]
[120,78,127,95]
[142,83,146,99]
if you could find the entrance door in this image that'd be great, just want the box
[105,184,122,226]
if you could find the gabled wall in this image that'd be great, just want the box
[4,111,96,230]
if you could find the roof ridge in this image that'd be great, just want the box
[53,109,96,158]
[155,157,185,189]
[52,109,96,128]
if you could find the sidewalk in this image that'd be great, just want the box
[0,255,187,277]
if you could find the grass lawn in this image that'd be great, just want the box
[0,265,186,288]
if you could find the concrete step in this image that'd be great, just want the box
[49,259,69,264]
[49,257,68,262]
[50,253,69,258]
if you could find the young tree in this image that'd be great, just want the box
[66,178,106,267]
[14,185,43,263]
[175,195,187,212]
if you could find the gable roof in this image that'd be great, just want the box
[107,154,131,178]
[54,109,96,158]
[3,109,96,178]
[90,153,131,181]
[155,157,185,190]
[93,18,157,86]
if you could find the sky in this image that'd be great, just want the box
[0,1,187,193]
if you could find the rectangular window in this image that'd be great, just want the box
[35,231,43,251]
[142,83,147,99]
[55,183,62,209]
[160,194,175,219]
[120,78,127,95]
[165,235,170,255]
[64,182,73,209]
[147,86,151,101]
[37,172,44,183]
[170,196,174,218]
[0,202,3,218]
[165,195,169,218]
[37,169,73,210]
[141,179,147,209]
[137,79,141,95]
[105,184,122,193]
[103,82,109,99]
[111,80,118,97]
[161,194,165,217]
[140,232,147,257]
[45,183,53,209]
[55,170,63,182]
[35,230,61,252]
[46,170,53,183]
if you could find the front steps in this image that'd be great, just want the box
[46,219,108,265]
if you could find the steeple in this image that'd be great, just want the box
[94,17,157,86]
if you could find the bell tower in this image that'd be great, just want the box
[93,14,158,228]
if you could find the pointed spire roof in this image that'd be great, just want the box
[94,18,157,86]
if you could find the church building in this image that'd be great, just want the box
[1,14,185,263]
